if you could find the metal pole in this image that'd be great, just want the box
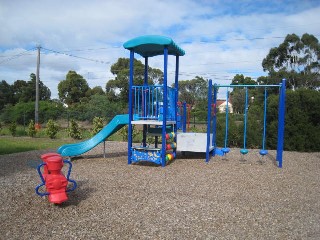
[128,50,134,165]
[206,79,213,162]
[35,45,40,129]
[276,79,286,168]
[174,56,179,157]
[182,101,187,133]
[143,57,148,147]
[212,84,218,156]
[161,47,168,167]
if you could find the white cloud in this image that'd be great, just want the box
[1,0,320,99]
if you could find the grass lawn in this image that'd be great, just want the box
[0,137,77,155]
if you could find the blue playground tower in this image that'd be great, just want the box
[123,35,286,168]
[123,35,185,167]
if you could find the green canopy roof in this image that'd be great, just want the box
[123,35,185,57]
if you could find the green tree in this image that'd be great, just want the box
[262,33,320,90]
[231,74,257,86]
[29,73,51,101]
[0,80,14,110]
[106,58,163,103]
[267,89,320,151]
[70,94,123,122]
[177,76,208,106]
[11,74,51,103]
[0,100,64,124]
[176,76,208,122]
[229,75,257,114]
[58,71,90,105]
[12,80,28,103]
[86,86,105,96]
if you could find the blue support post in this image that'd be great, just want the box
[182,101,187,133]
[144,57,148,85]
[174,56,179,156]
[212,84,217,156]
[128,50,134,165]
[224,89,229,148]
[206,79,213,162]
[276,78,286,168]
[142,57,148,147]
[161,47,168,167]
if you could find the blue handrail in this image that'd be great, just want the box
[132,85,175,121]
[35,163,49,197]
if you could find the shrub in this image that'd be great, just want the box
[92,117,104,135]
[9,122,17,136]
[67,119,82,139]
[119,125,139,141]
[46,119,60,139]
[27,120,36,137]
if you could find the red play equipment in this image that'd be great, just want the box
[35,153,77,204]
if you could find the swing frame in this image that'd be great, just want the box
[206,79,286,168]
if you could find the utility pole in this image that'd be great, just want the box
[35,45,41,129]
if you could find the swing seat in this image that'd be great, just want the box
[240,149,249,155]
[259,149,268,156]
[221,148,230,154]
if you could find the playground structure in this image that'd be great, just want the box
[123,35,185,167]
[207,80,286,167]
[34,35,286,203]
[123,35,286,168]
[49,35,285,168]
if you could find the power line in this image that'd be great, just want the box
[41,47,111,65]
[59,46,122,52]
[0,48,36,65]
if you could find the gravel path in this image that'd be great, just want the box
[0,141,319,239]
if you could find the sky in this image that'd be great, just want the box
[1,0,320,99]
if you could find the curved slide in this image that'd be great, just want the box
[57,114,129,157]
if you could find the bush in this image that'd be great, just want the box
[0,100,65,124]
[67,119,82,139]
[46,119,60,139]
[267,89,320,152]
[119,125,139,141]
[9,122,17,136]
[92,117,104,135]
[69,95,123,122]
[27,120,36,137]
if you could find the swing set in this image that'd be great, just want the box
[206,79,286,168]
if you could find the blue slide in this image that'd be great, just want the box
[57,114,129,157]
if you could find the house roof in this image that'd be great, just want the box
[123,35,185,57]
[216,99,232,107]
